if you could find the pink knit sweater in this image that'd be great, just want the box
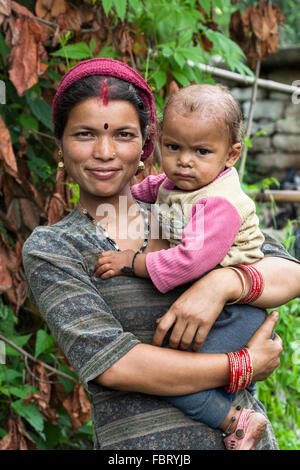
[131,170,247,293]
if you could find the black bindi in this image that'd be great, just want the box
[104,123,109,130]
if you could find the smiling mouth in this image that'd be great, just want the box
[88,168,120,179]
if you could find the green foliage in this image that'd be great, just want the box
[1,0,299,451]
[54,0,253,115]
[257,297,300,450]
[0,297,93,449]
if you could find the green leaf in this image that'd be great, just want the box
[0,369,22,383]
[128,0,141,10]
[57,363,77,393]
[0,32,10,64]
[172,70,190,86]
[102,0,114,16]
[19,113,39,132]
[200,0,211,16]
[152,69,167,90]
[97,45,120,59]
[26,92,52,131]
[51,42,92,60]
[5,334,32,356]
[12,400,44,436]
[0,384,38,399]
[114,0,127,21]
[174,51,185,69]
[35,330,55,358]
[89,37,96,54]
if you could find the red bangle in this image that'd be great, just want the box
[235,264,264,304]
[225,348,253,394]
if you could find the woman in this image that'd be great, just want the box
[22,58,299,450]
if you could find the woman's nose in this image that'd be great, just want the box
[93,136,115,160]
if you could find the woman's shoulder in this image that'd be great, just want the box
[22,209,86,259]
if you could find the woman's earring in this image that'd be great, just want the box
[138,161,145,171]
[57,149,64,170]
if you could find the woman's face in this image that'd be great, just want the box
[60,97,144,202]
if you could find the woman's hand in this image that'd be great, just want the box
[247,311,283,381]
[153,267,241,351]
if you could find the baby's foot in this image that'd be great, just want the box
[224,409,267,450]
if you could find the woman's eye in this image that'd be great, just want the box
[196,148,210,155]
[76,131,94,138]
[118,131,133,138]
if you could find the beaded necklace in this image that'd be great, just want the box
[77,201,149,253]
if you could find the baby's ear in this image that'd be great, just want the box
[225,143,242,168]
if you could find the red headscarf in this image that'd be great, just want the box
[52,58,157,160]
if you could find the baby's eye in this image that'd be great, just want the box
[166,144,179,151]
[196,148,210,155]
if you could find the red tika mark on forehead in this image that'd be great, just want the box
[99,77,109,106]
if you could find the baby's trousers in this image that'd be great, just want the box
[161,305,268,428]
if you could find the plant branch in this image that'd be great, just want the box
[0,334,78,384]
[239,59,261,183]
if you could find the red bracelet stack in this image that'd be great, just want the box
[225,347,253,394]
[236,264,264,304]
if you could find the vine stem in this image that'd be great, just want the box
[0,334,78,384]
[239,58,261,184]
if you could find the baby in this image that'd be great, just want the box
[94,84,268,449]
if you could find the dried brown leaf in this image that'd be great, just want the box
[0,0,11,16]
[47,192,66,225]
[0,417,35,450]
[166,80,180,100]
[8,14,48,96]
[0,115,19,180]
[0,255,12,293]
[62,384,91,430]
[51,0,66,17]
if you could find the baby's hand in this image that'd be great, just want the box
[94,250,135,279]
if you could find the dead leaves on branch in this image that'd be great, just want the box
[0,1,49,96]
[0,361,90,449]
[230,0,285,69]
[0,417,36,450]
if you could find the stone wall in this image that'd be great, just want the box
[231,84,300,181]
[220,47,300,181]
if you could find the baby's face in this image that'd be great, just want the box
[160,107,241,191]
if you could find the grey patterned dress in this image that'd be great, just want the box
[22,208,296,450]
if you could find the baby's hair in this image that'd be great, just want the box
[163,84,244,145]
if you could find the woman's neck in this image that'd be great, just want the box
[78,186,138,222]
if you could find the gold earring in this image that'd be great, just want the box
[57,149,64,170]
[138,161,145,171]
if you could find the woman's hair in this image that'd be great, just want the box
[163,84,244,145]
[53,75,150,141]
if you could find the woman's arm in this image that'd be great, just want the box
[151,256,300,352]
[96,311,282,395]
[251,256,300,308]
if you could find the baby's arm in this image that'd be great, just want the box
[95,250,149,279]
[131,173,167,203]
[146,197,242,293]
[95,197,242,286]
